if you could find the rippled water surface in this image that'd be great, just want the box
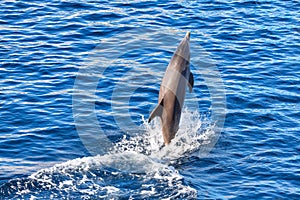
[0,0,299,199]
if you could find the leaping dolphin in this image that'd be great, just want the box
[148,31,194,145]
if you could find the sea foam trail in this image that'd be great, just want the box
[0,152,197,199]
[0,109,213,199]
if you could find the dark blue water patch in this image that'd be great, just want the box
[83,12,127,22]
[181,135,300,199]
[113,1,161,9]
[57,1,98,11]
[129,85,159,125]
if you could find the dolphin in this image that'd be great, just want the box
[148,31,194,145]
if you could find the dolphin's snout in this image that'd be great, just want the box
[185,31,190,41]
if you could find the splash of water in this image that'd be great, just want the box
[0,109,214,199]
[0,151,197,199]
[111,108,215,162]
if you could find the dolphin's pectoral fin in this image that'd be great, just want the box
[188,72,194,93]
[148,100,164,123]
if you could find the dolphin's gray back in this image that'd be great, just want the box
[148,32,194,144]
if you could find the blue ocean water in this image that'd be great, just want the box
[0,0,299,199]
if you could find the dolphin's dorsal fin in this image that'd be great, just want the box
[188,72,194,93]
[148,100,164,123]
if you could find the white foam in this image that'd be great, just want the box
[112,108,215,162]
[6,109,210,199]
